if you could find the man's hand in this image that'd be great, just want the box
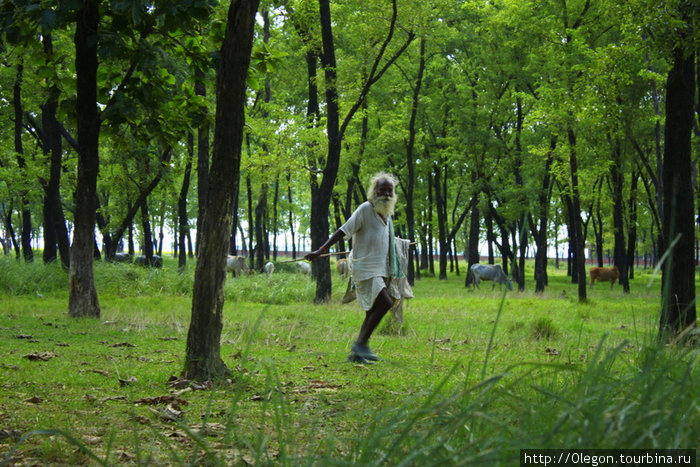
[304,249,323,261]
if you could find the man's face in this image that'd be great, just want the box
[373,178,397,217]
[375,179,394,199]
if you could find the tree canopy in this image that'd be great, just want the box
[0,0,697,339]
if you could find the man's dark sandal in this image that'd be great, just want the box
[351,344,380,361]
[347,353,373,364]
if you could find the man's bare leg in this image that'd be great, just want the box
[350,288,393,362]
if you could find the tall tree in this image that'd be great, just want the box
[310,0,414,302]
[68,0,101,318]
[183,0,259,381]
[12,61,34,263]
[659,46,696,339]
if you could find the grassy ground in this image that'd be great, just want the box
[0,256,697,465]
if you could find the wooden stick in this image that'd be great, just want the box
[279,251,350,263]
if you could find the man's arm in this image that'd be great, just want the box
[304,229,346,261]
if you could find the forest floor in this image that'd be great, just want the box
[0,256,697,465]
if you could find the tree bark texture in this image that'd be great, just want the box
[69,0,101,318]
[179,134,193,269]
[660,48,696,339]
[183,0,259,381]
[610,140,629,292]
[568,127,587,301]
[310,0,340,302]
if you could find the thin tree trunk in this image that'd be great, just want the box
[287,174,296,259]
[610,138,629,292]
[178,133,193,269]
[404,37,425,285]
[254,184,268,271]
[13,62,33,263]
[568,127,587,301]
[40,36,70,268]
[626,167,639,280]
[195,66,209,255]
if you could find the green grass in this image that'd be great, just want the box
[0,256,697,465]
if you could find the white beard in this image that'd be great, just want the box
[373,196,396,218]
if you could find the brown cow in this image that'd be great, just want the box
[589,266,619,288]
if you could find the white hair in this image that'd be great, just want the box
[367,172,398,202]
[367,172,398,217]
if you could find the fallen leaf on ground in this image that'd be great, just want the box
[308,380,342,390]
[16,334,33,339]
[0,429,23,440]
[100,396,128,403]
[24,351,58,361]
[166,377,212,391]
[119,376,138,386]
[148,404,182,421]
[134,395,189,406]
[24,396,43,404]
[110,342,136,348]
[83,436,101,445]
[545,347,560,356]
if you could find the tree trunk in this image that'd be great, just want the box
[140,198,155,264]
[610,139,629,292]
[69,0,101,318]
[568,127,587,301]
[311,0,341,302]
[195,66,209,256]
[659,48,696,339]
[286,174,296,259]
[254,183,268,271]
[626,168,639,279]
[183,0,259,381]
[404,37,425,285]
[13,62,34,263]
[101,147,172,260]
[530,138,555,293]
[434,163,448,280]
[272,178,279,260]
[464,193,480,286]
[178,134,193,269]
[246,175,254,264]
[40,33,70,268]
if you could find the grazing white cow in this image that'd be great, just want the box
[336,258,349,278]
[296,262,311,276]
[470,263,513,291]
[226,255,250,278]
[264,262,275,275]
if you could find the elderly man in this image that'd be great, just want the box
[305,172,404,363]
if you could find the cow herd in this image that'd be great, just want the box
[467,263,622,292]
[112,252,624,292]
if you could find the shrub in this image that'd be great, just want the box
[531,317,558,340]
